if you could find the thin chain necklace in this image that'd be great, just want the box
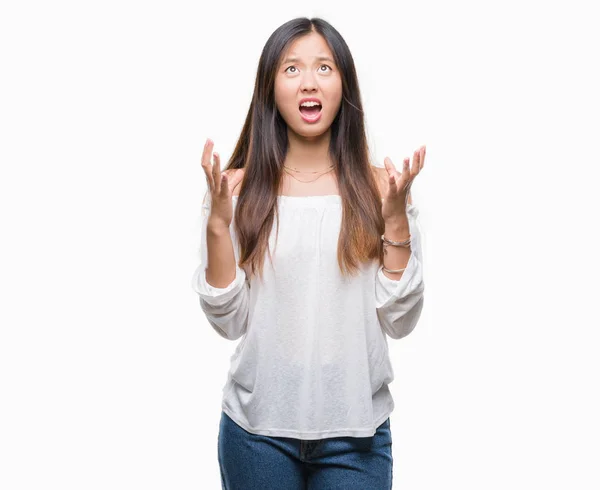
[283,164,335,174]
[282,165,334,183]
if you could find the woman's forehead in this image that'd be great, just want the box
[282,33,333,61]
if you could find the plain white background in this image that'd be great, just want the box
[1,0,599,488]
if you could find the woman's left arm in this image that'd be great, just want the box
[375,202,425,339]
[374,146,426,339]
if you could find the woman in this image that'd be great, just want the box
[192,16,426,490]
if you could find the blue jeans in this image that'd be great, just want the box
[218,411,393,489]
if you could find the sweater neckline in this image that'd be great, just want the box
[232,194,341,200]
[231,195,413,206]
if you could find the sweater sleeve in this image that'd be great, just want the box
[191,193,250,341]
[375,203,425,340]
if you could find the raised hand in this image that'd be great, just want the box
[201,138,245,228]
[381,145,426,222]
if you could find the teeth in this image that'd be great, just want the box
[300,101,321,107]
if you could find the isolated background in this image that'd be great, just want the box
[1,0,599,488]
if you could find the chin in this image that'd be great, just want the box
[289,117,331,138]
[292,127,330,139]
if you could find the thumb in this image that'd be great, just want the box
[383,158,397,189]
[383,158,395,176]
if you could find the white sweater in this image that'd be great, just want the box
[191,194,425,440]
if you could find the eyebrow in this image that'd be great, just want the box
[282,56,335,64]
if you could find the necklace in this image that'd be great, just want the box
[283,164,335,174]
[282,165,334,183]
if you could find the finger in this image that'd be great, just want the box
[212,151,222,193]
[420,145,426,170]
[414,146,425,173]
[398,158,410,192]
[383,157,395,176]
[389,172,397,193]
[402,157,410,179]
[414,147,423,175]
[412,149,420,175]
[392,159,406,193]
[201,138,215,190]
[220,170,229,195]
[385,158,402,184]
[381,158,394,192]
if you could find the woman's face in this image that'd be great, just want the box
[274,32,343,138]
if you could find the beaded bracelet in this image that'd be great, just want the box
[381,234,411,273]
[381,234,411,247]
[382,266,407,273]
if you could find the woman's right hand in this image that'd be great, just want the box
[201,138,244,229]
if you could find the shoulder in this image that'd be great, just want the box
[370,165,412,205]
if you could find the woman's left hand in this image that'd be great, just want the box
[382,145,426,222]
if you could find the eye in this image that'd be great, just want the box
[284,64,333,74]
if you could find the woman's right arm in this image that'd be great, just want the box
[191,139,249,340]
[191,194,249,341]
[206,213,239,288]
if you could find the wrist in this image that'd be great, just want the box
[384,215,409,238]
[207,217,230,235]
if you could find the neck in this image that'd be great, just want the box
[285,126,333,171]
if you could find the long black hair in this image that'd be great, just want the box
[220,17,384,279]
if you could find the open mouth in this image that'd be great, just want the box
[299,103,322,117]
[299,103,323,122]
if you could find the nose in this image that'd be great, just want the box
[300,73,318,92]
